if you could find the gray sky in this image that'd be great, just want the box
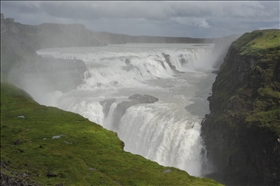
[1,1,279,38]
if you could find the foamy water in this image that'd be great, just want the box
[34,43,216,176]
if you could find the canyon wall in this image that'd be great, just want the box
[201,29,280,186]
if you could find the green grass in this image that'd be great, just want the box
[257,86,280,99]
[232,29,280,55]
[245,109,280,134]
[1,83,222,186]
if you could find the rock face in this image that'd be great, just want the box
[1,173,39,186]
[201,29,280,185]
[111,94,159,131]
[1,161,39,186]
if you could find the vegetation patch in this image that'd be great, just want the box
[232,29,280,55]
[245,109,280,134]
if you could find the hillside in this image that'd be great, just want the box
[92,31,210,44]
[201,29,280,185]
[0,83,222,185]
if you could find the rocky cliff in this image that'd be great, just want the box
[201,29,280,185]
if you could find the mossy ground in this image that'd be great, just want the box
[1,83,222,186]
[232,29,280,55]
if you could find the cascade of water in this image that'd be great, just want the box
[33,44,216,177]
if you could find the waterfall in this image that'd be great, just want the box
[32,43,216,177]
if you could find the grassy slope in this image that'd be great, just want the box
[232,29,280,54]
[212,29,280,134]
[0,83,222,186]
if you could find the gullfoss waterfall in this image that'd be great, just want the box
[34,44,216,177]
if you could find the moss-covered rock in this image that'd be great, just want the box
[201,29,280,185]
[1,83,222,186]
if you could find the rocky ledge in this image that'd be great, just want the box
[1,161,40,186]
[201,29,280,185]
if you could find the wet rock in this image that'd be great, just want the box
[125,58,131,65]
[162,53,180,72]
[22,173,28,178]
[0,172,40,186]
[88,167,96,171]
[18,149,24,153]
[52,135,64,139]
[163,169,172,173]
[100,98,116,118]
[128,94,159,103]
[64,140,72,144]
[111,94,159,131]
[47,172,58,177]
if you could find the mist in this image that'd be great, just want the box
[6,39,236,178]
[6,54,86,106]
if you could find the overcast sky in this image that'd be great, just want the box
[1,1,279,38]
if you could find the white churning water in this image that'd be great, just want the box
[35,43,217,176]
